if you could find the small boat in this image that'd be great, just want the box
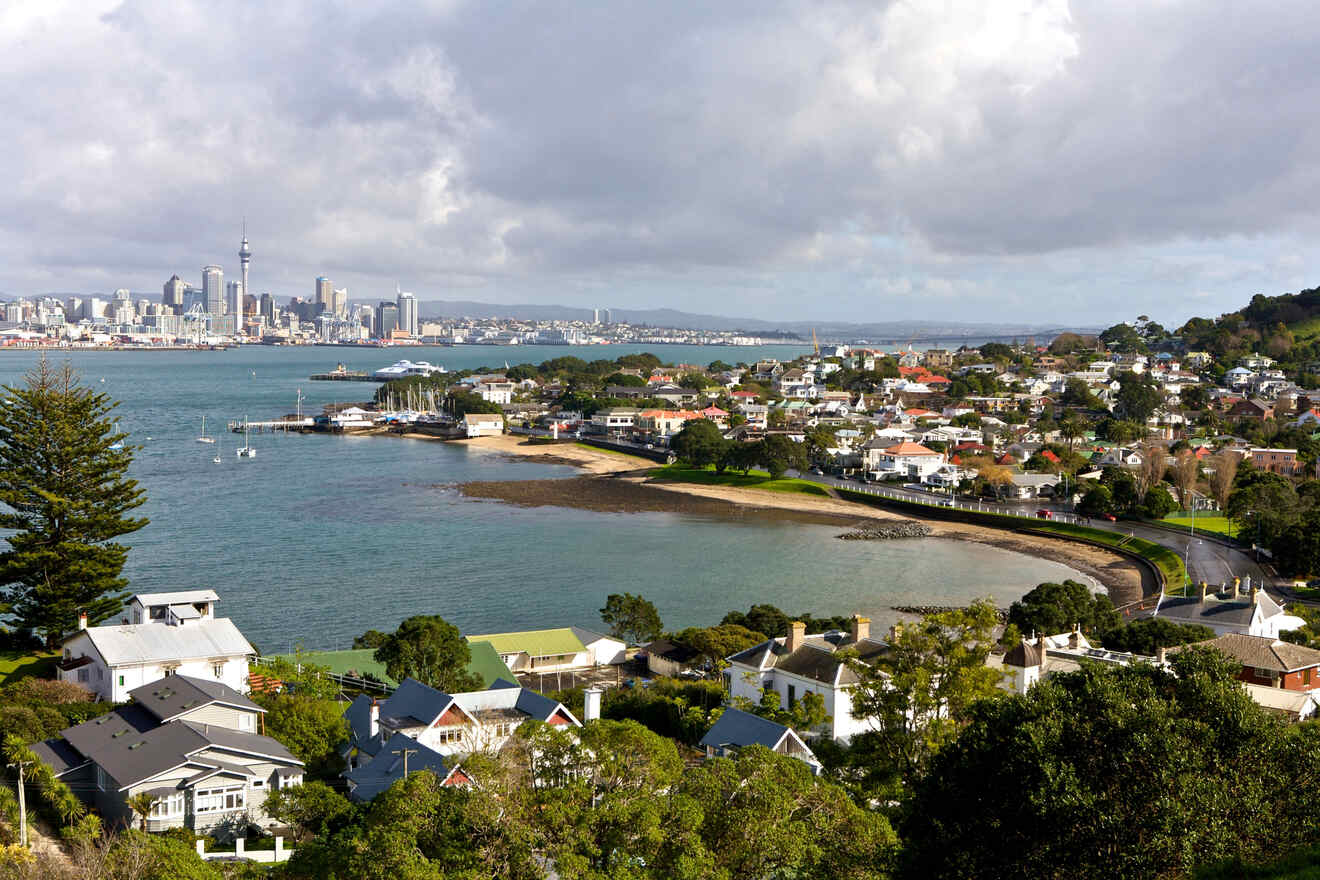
[213,438,222,464]
[108,441,124,452]
[236,418,256,458]
[196,416,215,444]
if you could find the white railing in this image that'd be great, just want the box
[197,836,292,863]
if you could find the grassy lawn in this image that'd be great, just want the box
[1289,316,1320,342]
[0,651,58,686]
[573,441,654,463]
[649,463,831,497]
[1162,511,1238,538]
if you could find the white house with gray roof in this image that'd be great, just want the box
[30,676,303,836]
[57,590,254,702]
[1154,583,1304,639]
[724,616,888,742]
[699,708,821,773]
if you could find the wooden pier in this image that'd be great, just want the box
[228,418,315,433]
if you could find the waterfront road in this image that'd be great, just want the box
[789,472,1274,594]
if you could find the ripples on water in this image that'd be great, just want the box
[0,344,1085,650]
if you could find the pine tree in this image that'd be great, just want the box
[0,358,147,642]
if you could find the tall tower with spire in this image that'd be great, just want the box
[237,222,252,329]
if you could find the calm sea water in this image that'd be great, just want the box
[0,343,1084,651]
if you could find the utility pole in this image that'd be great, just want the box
[8,759,31,848]
[392,747,418,779]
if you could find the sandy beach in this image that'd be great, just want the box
[459,435,1150,605]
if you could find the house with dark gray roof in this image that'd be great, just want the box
[344,732,466,802]
[725,615,888,742]
[1154,583,1303,639]
[341,677,582,797]
[1170,633,1320,692]
[699,708,821,773]
[29,675,302,836]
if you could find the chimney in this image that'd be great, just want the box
[1231,578,1241,599]
[1250,585,1260,605]
[583,687,602,723]
[369,698,380,738]
[1199,582,1209,602]
[786,621,806,653]
[850,615,871,643]
[1156,646,1167,664]
[77,611,88,631]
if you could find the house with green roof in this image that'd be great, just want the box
[467,626,626,674]
[271,641,517,689]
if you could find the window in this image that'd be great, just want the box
[433,728,463,745]
[212,662,225,678]
[149,793,183,818]
[787,684,796,708]
[118,675,124,687]
[77,669,89,683]
[95,766,107,791]
[193,785,246,813]
[251,779,264,788]
[96,667,103,680]
[238,714,254,731]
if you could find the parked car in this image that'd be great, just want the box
[1101,513,1117,521]
[1035,509,1053,519]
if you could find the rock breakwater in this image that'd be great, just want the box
[837,521,933,540]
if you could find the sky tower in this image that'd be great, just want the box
[237,222,252,326]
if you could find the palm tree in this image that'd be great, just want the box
[1060,415,1084,451]
[125,792,159,832]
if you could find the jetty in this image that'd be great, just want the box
[309,363,373,381]
[228,418,315,434]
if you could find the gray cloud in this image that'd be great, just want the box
[3,0,1320,323]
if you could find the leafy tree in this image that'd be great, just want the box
[1100,466,1141,514]
[1226,470,1300,549]
[758,434,807,478]
[672,623,765,671]
[1007,580,1120,637]
[902,650,1288,880]
[1115,372,1164,422]
[125,792,158,833]
[737,687,830,732]
[677,372,708,390]
[1180,384,1210,410]
[599,593,663,645]
[1274,509,1320,577]
[352,629,389,649]
[446,389,503,417]
[1100,617,1214,654]
[721,440,762,475]
[979,342,1014,360]
[1100,322,1148,353]
[251,693,350,778]
[1096,417,1145,445]
[1141,484,1179,519]
[373,614,481,693]
[844,601,1003,792]
[602,372,645,387]
[670,418,728,468]
[0,358,148,641]
[1207,450,1240,509]
[264,781,355,843]
[721,603,789,637]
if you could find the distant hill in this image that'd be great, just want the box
[415,299,1092,343]
[1177,284,1320,367]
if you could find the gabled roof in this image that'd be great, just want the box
[467,628,586,658]
[1172,633,1320,672]
[568,626,621,648]
[1157,593,1280,628]
[378,678,456,729]
[644,639,700,664]
[726,632,889,686]
[881,441,941,456]
[130,675,261,723]
[699,708,792,751]
[345,731,456,802]
[70,618,254,666]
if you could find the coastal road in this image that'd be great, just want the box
[790,472,1273,592]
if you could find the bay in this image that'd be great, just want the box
[0,344,1085,650]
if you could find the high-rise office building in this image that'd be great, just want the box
[259,293,275,321]
[332,287,348,317]
[239,227,252,321]
[315,277,332,313]
[202,265,223,315]
[162,275,186,314]
[396,288,417,337]
[226,281,244,318]
[602,308,612,324]
[376,301,399,339]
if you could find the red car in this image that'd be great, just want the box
[1035,509,1053,519]
[1101,513,1117,521]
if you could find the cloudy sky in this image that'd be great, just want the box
[4,0,1320,326]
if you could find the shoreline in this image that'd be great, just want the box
[461,435,1149,606]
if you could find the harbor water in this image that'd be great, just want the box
[0,344,1086,650]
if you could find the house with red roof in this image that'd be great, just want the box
[863,439,945,480]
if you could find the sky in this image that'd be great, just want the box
[4,0,1320,327]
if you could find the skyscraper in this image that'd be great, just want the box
[332,287,348,317]
[239,227,252,322]
[592,308,600,324]
[376,301,399,339]
[162,275,186,314]
[259,293,275,322]
[602,308,612,324]
[315,277,332,313]
[226,281,244,318]
[396,288,417,337]
[202,266,223,315]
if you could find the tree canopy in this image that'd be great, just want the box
[599,593,663,645]
[373,614,481,693]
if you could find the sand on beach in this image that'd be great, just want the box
[457,433,1153,605]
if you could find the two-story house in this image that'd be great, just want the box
[31,676,303,835]
[57,590,255,702]
[1155,583,1304,639]
[724,617,887,742]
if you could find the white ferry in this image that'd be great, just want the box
[371,360,448,381]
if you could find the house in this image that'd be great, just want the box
[642,638,701,678]
[864,440,945,480]
[461,412,504,437]
[471,381,514,405]
[345,732,467,801]
[58,591,255,702]
[466,627,626,674]
[699,708,821,773]
[1226,398,1274,421]
[725,616,887,742]
[589,407,639,434]
[30,676,303,834]
[1249,447,1300,476]
[1154,583,1304,639]
[1172,633,1320,692]
[340,677,583,797]
[635,409,702,437]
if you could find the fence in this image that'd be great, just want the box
[197,835,292,863]
[250,656,394,696]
